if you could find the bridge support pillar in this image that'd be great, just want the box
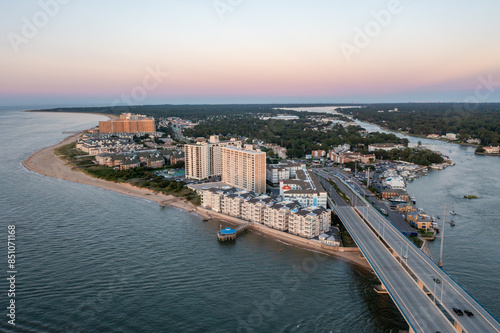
[454,321,463,333]
[374,283,388,294]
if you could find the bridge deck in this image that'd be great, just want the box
[321,171,500,333]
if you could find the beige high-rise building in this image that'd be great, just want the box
[221,147,266,193]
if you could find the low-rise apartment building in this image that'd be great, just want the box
[94,151,166,169]
[368,143,404,152]
[279,169,327,208]
[381,189,410,201]
[266,160,306,186]
[288,206,331,238]
[200,186,331,239]
[328,151,376,164]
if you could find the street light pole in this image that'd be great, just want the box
[438,204,445,267]
[433,279,437,304]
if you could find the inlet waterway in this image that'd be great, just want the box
[0,107,498,332]
[356,119,500,321]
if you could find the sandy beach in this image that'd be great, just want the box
[22,123,368,269]
[22,130,201,217]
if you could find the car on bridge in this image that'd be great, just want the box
[453,308,464,316]
[464,310,474,317]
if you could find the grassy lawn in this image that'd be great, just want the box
[54,142,86,160]
[408,235,423,248]
[418,230,435,237]
[335,215,356,247]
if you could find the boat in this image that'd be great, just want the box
[437,216,441,219]
[411,196,416,204]
[450,210,456,215]
[450,220,455,226]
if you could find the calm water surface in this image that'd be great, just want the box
[0,109,408,332]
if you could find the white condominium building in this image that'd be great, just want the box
[184,136,241,180]
[288,207,331,239]
[184,142,211,180]
[266,160,306,186]
[199,187,331,239]
[221,146,266,194]
[279,169,328,208]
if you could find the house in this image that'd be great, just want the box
[381,189,409,201]
[396,202,416,213]
[406,212,433,230]
[319,233,341,247]
[445,133,457,140]
[484,146,500,154]
[466,138,481,144]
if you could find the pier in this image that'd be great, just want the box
[217,222,252,242]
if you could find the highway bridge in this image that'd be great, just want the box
[314,169,500,333]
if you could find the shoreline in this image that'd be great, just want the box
[24,110,121,120]
[21,119,369,269]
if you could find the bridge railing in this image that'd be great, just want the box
[332,173,500,330]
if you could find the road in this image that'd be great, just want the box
[334,202,456,332]
[326,172,500,333]
[315,168,416,235]
[355,202,500,333]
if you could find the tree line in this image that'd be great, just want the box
[340,103,500,145]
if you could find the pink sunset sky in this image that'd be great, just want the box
[1,0,500,106]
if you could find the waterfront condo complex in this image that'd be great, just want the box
[200,187,331,238]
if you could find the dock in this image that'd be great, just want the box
[217,222,252,242]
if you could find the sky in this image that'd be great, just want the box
[1,0,500,106]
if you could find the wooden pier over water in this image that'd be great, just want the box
[217,222,252,242]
